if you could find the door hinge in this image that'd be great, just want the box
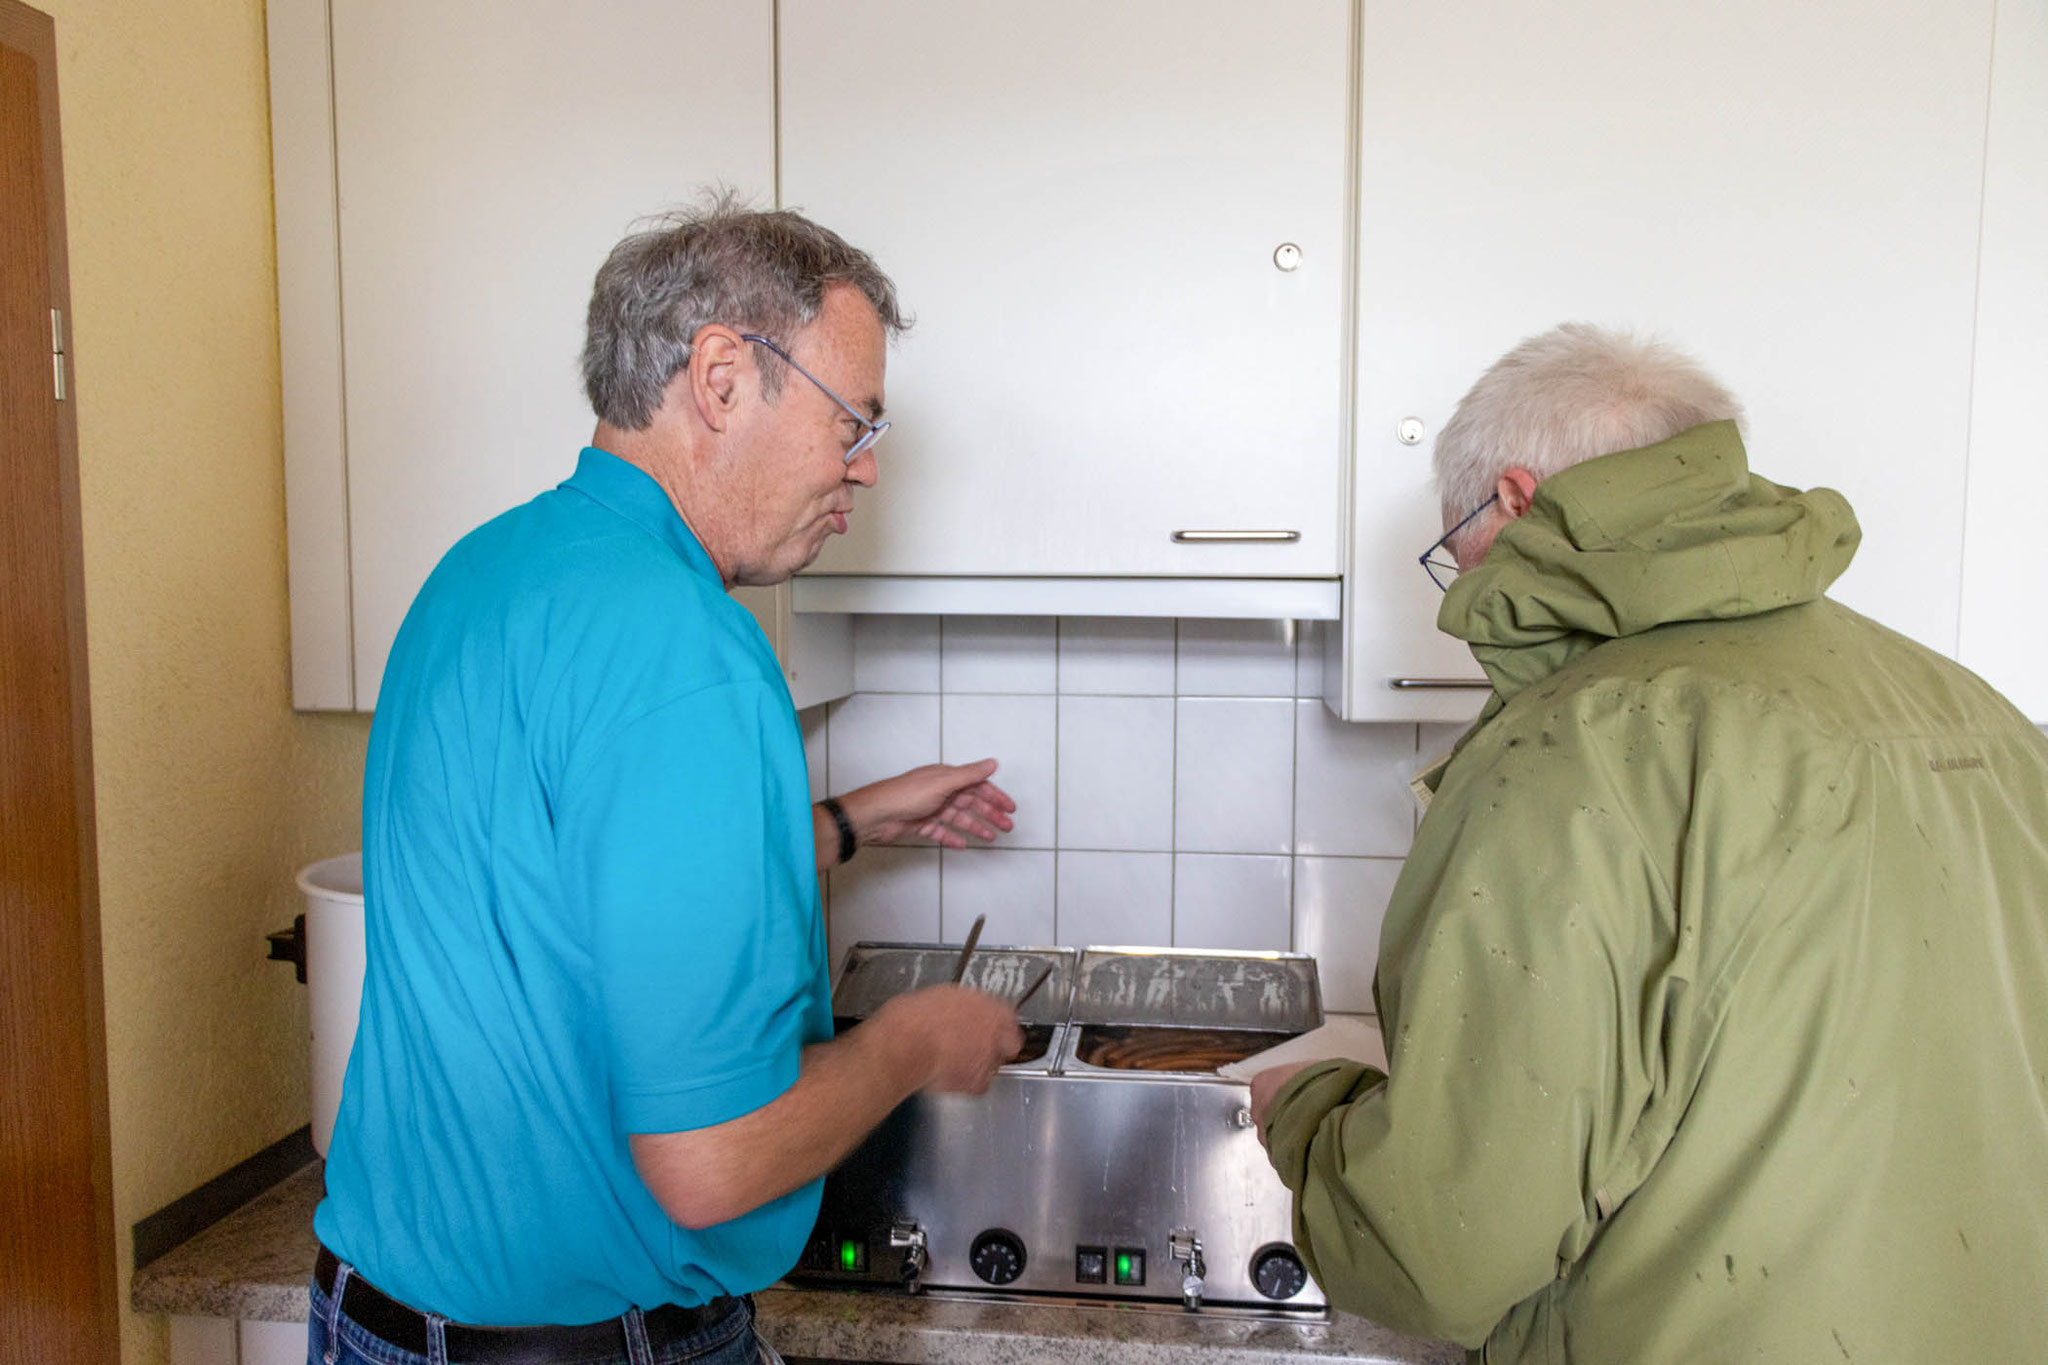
[51,308,66,401]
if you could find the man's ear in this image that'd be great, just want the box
[1496,466,1540,520]
[685,324,746,434]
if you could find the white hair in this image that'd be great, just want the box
[1432,322,1746,532]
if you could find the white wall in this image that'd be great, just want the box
[806,616,1466,1014]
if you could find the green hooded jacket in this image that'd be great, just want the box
[1265,422,2048,1363]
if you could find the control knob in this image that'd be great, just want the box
[969,1229,1027,1286]
[1251,1244,1309,1301]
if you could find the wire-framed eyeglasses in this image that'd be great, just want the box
[1419,493,1499,592]
[740,333,889,463]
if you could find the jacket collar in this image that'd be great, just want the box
[1439,421,1861,708]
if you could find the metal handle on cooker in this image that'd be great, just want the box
[1170,529,1301,543]
[1387,677,1493,690]
[889,1218,928,1285]
[1169,1228,1206,1311]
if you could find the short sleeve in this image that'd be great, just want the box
[557,681,814,1134]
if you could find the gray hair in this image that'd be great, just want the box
[1432,322,1745,530]
[582,192,908,430]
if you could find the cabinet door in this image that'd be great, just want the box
[1958,0,2048,723]
[781,0,1352,579]
[328,1,774,706]
[1338,0,1995,721]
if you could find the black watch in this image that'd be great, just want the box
[821,796,857,865]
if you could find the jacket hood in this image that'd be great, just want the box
[1439,420,1861,704]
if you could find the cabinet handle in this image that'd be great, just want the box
[1388,678,1493,690]
[1170,529,1302,543]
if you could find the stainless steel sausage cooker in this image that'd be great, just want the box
[787,943,1326,1314]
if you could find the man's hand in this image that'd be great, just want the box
[1250,1060,1320,1147]
[867,983,1025,1096]
[840,759,1017,850]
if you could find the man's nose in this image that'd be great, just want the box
[845,448,880,488]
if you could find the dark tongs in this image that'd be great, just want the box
[953,912,1053,1012]
[950,913,985,983]
[1013,962,1054,1011]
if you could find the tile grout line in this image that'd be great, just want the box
[1168,620,1181,947]
[1289,625,1303,954]
[1052,618,1064,946]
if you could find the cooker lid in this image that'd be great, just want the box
[1069,947,1322,1033]
[832,942,1077,1027]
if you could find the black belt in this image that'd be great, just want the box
[315,1244,743,1364]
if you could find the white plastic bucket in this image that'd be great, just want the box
[297,852,364,1157]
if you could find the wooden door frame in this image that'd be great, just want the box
[0,2,120,1361]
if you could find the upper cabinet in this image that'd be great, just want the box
[271,0,775,709]
[1332,0,2002,720]
[1958,0,2048,724]
[272,0,2041,720]
[779,0,1354,589]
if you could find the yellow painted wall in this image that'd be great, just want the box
[37,1,370,1360]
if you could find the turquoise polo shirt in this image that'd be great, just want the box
[315,448,833,1325]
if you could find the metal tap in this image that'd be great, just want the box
[889,1217,928,1285]
[1168,1228,1206,1310]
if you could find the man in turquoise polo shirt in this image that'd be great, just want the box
[312,203,1024,1365]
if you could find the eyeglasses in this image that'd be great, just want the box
[739,334,889,463]
[1419,493,1499,592]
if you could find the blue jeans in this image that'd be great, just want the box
[306,1270,781,1365]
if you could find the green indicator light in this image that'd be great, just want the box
[1116,1254,1132,1279]
[840,1240,860,1272]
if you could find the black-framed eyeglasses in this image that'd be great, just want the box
[739,333,889,463]
[1419,493,1499,592]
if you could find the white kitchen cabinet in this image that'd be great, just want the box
[1333,0,2000,721]
[779,0,1354,598]
[271,0,809,710]
[166,1317,299,1365]
[1958,0,2048,724]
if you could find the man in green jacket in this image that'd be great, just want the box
[1252,323,2048,1363]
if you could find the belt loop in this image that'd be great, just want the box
[425,1312,449,1365]
[623,1305,654,1365]
[321,1261,351,1365]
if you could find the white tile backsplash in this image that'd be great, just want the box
[943,615,1057,693]
[812,615,1442,987]
[941,694,1057,849]
[828,845,941,970]
[1174,853,1292,951]
[941,848,1056,946]
[1295,700,1419,857]
[1176,619,1298,697]
[826,692,940,793]
[1294,619,1329,698]
[1056,851,1173,947]
[1057,695,1176,851]
[1294,855,1403,1014]
[852,614,941,692]
[799,704,829,799]
[1174,697,1295,854]
[1058,617,1177,695]
[1418,722,1469,761]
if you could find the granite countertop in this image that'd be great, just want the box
[132,1163,1461,1364]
